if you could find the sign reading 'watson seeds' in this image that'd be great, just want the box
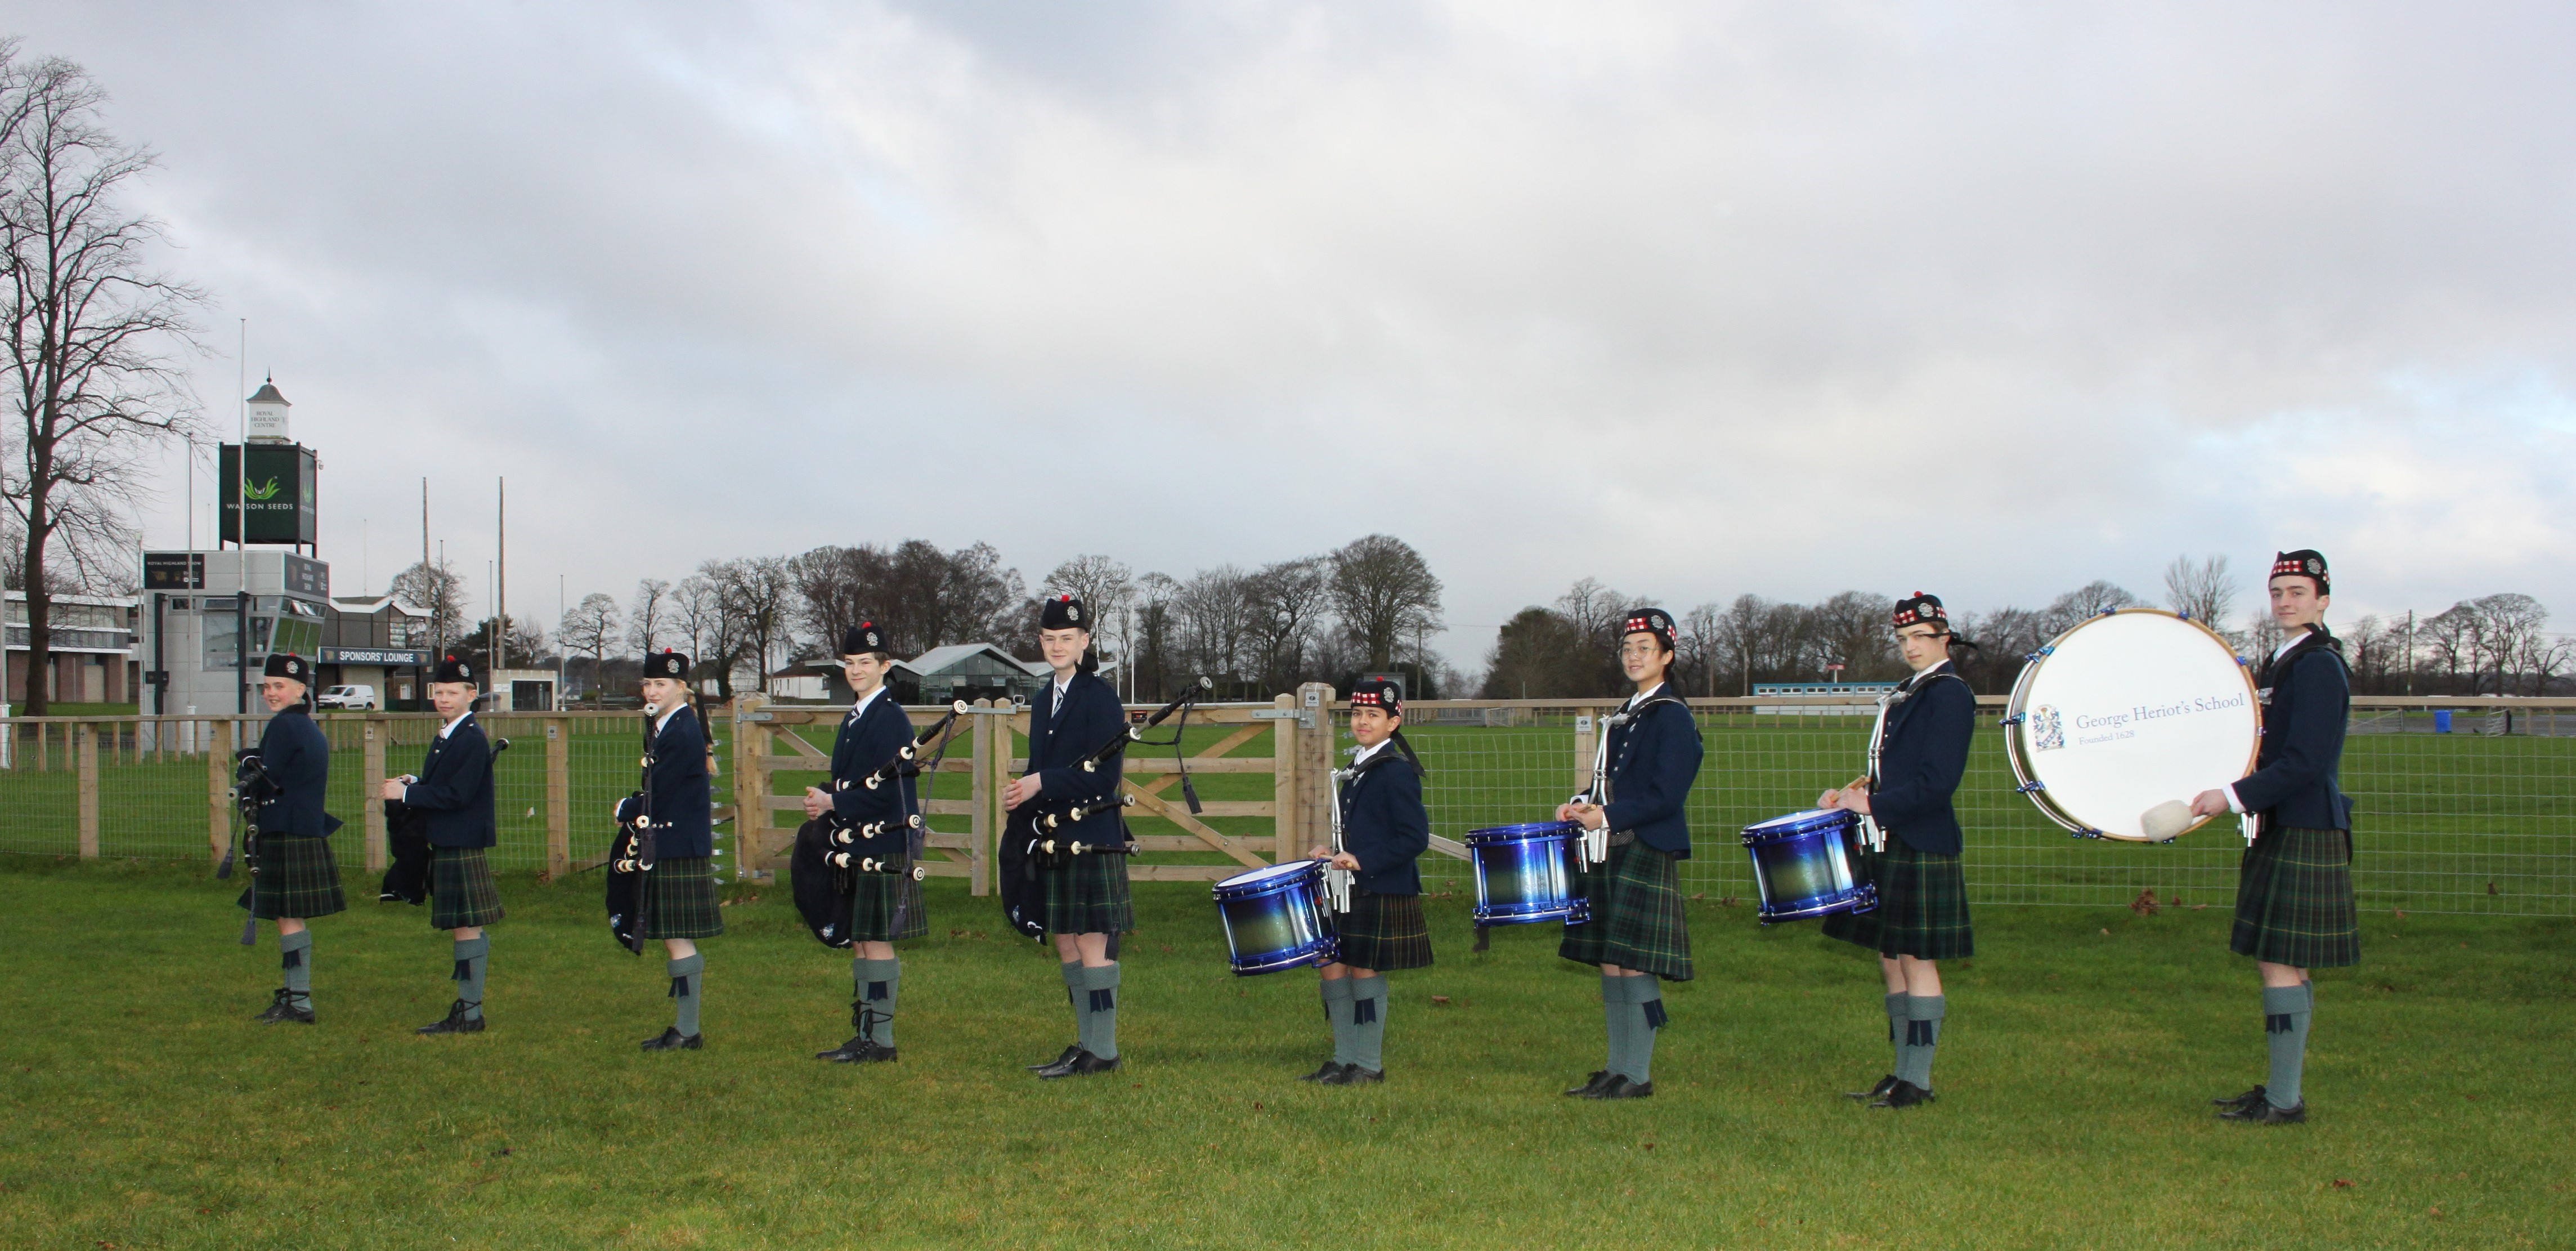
[217,443,319,546]
[2005,611,2261,841]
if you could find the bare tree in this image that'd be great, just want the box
[388,559,470,656]
[709,556,793,692]
[1127,571,1182,701]
[2162,555,2238,633]
[1245,555,1332,694]
[671,571,741,695]
[1477,606,1584,699]
[628,577,671,656]
[559,592,621,703]
[0,49,208,713]
[1173,565,1257,692]
[1330,534,1442,671]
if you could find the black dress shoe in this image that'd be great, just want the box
[1563,1070,1612,1097]
[1587,1075,1653,1100]
[1028,1044,1082,1073]
[256,989,314,1025]
[1845,1074,1898,1102]
[2219,1098,2306,1124]
[1322,1065,1383,1085]
[1871,1079,1936,1109]
[1300,1061,1349,1083]
[416,999,485,1035]
[2211,1084,2268,1111]
[847,1041,897,1064]
[1038,1049,1121,1079]
[639,1026,702,1051]
[816,1035,870,1061]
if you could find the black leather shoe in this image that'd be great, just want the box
[2211,1085,2268,1111]
[416,1000,485,1035]
[1563,1070,1612,1097]
[639,1026,702,1051]
[1322,1065,1383,1085]
[1871,1079,1936,1109]
[816,1036,869,1061]
[2219,1098,2306,1124]
[1587,1075,1653,1100]
[1038,1049,1121,1079]
[256,989,314,1025]
[1028,1044,1082,1073]
[1300,1061,1349,1083]
[1845,1074,1898,1102]
[847,1040,897,1064]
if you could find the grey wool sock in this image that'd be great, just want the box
[1321,977,1358,1066]
[1350,975,1387,1073]
[1601,972,1629,1077]
[1082,964,1121,1060]
[2263,984,2312,1110]
[1898,994,1945,1089]
[280,930,314,1001]
[669,953,705,1036]
[453,935,489,1021]
[1885,992,1910,1074]
[863,958,900,1049]
[1624,975,1664,1084]
[1065,962,1094,1055]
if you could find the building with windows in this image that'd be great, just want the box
[322,593,434,709]
[5,592,141,705]
[769,642,1108,706]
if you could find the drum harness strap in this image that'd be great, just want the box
[1574,692,1691,869]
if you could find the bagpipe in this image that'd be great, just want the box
[998,677,1210,941]
[223,749,274,945]
[791,702,971,948]
[378,736,512,905]
[606,705,670,955]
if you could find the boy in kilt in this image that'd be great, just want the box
[616,650,724,1051]
[1005,595,1134,1079]
[1818,593,1977,1110]
[238,651,344,1024]
[808,620,928,1064]
[1557,608,1704,1100]
[1302,676,1431,1085]
[380,655,503,1035]
[2190,549,2357,1125]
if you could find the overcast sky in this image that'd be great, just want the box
[6,1,2571,667]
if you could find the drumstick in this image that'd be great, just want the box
[1844,775,1869,793]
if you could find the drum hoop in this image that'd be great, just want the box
[1466,821,1580,845]
[1213,859,1321,896]
[1741,808,1853,841]
[2002,607,2260,841]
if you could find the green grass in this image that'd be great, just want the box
[3,857,2570,1249]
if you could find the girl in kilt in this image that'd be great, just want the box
[616,650,724,1051]
[807,620,929,1065]
[238,652,343,1025]
[2189,550,2357,1125]
[1302,676,1431,1085]
[1005,595,1135,1079]
[380,655,504,1035]
[1818,593,1977,1110]
[1557,608,1703,1101]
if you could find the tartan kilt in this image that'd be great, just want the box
[2231,825,2359,968]
[1824,839,1974,960]
[848,859,929,944]
[1038,851,1133,936]
[641,856,725,940]
[1335,890,1433,972]
[1558,839,1694,981]
[429,846,506,930]
[238,834,346,921]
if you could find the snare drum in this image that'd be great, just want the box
[1211,860,1338,975]
[1464,822,1590,926]
[1741,808,1877,923]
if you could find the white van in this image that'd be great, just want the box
[317,684,378,711]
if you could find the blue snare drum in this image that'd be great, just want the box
[1211,860,1338,975]
[1741,808,1878,924]
[1464,821,1590,926]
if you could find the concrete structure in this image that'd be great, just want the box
[5,592,141,705]
[488,668,559,712]
[138,549,333,715]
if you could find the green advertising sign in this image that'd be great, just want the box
[218,443,318,546]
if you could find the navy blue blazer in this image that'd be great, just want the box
[401,712,497,849]
[1025,673,1127,827]
[615,705,715,858]
[1338,746,1428,895]
[252,705,341,838]
[2234,631,2354,833]
[826,691,919,830]
[1601,683,1703,859]
[1872,663,1975,856]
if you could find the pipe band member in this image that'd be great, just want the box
[1557,607,1704,1101]
[2190,549,2356,1125]
[1007,595,1134,1079]
[1819,593,1976,1110]
[1302,676,1431,1087]
[239,651,344,1025]
[809,619,925,1065]
[379,654,503,1035]
[619,649,723,1052]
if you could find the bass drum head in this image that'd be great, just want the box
[2006,609,2259,841]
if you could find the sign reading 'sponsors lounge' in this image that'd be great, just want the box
[320,648,431,666]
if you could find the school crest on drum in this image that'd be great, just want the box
[2032,705,2064,752]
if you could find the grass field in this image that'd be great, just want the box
[4,856,2570,1249]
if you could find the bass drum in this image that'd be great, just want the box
[2005,608,2260,842]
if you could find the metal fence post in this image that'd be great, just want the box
[76,722,99,858]
[545,717,571,880]
[362,720,389,873]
